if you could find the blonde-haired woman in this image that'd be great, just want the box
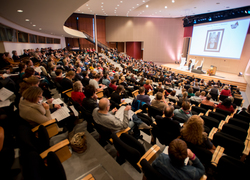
[143,80,153,92]
[220,85,231,96]
[180,115,215,153]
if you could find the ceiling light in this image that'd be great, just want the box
[115,7,117,9]
[120,1,123,3]
[132,7,134,8]
[17,10,23,12]
[137,4,139,6]
[159,10,161,12]
[82,12,84,13]
[102,9,104,10]
[33,25,36,26]
[165,6,167,9]
[25,19,29,21]
[130,9,131,11]
[88,7,90,9]
[142,11,144,12]
[143,0,145,2]
[146,5,148,8]
[117,4,119,6]
[114,12,116,13]
[101,2,104,4]
[90,10,92,12]
[172,0,175,3]
[39,28,42,30]
[86,4,88,6]
[101,6,103,7]
[78,10,80,11]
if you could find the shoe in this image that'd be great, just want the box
[138,123,152,130]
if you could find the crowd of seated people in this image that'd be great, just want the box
[0,46,249,179]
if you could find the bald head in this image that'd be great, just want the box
[99,98,110,111]
[164,105,174,118]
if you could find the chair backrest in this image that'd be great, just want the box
[209,93,218,101]
[215,108,231,116]
[148,105,163,118]
[227,118,249,130]
[191,106,206,114]
[132,90,139,98]
[212,132,245,159]
[111,133,143,172]
[190,100,200,106]
[168,98,176,103]
[208,111,226,121]
[219,94,228,102]
[200,116,220,130]
[200,103,214,111]
[233,114,250,123]
[221,124,247,142]
[233,98,243,107]
[140,159,166,180]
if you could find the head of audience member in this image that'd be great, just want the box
[94,74,101,81]
[55,69,62,77]
[158,82,162,87]
[164,105,174,118]
[84,85,97,99]
[139,86,145,95]
[19,62,26,72]
[156,92,163,101]
[247,105,250,114]
[205,94,212,101]
[111,79,117,85]
[195,91,200,97]
[224,86,229,90]
[168,139,188,167]
[25,59,33,67]
[200,91,206,97]
[23,67,35,79]
[76,67,81,74]
[22,86,43,104]
[213,85,218,89]
[145,80,150,85]
[82,71,88,78]
[180,115,206,146]
[221,98,232,108]
[103,73,109,79]
[182,88,186,94]
[188,88,193,94]
[66,71,75,80]
[98,98,110,113]
[170,90,176,97]
[19,76,40,94]
[119,76,125,83]
[73,81,83,92]
[115,85,124,95]
[182,101,191,111]
[109,72,113,78]
[12,50,18,56]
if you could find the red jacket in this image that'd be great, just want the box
[217,103,234,113]
[220,89,231,96]
[71,91,85,105]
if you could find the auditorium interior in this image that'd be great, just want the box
[0,0,250,180]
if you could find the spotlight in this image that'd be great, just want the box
[193,19,196,23]
[238,72,243,76]
[208,17,212,21]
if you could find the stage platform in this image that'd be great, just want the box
[161,63,247,91]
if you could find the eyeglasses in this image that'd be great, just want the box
[38,96,43,99]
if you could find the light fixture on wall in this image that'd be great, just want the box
[238,72,243,76]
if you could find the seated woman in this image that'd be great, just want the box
[18,62,26,79]
[188,88,195,97]
[119,76,128,87]
[180,115,216,153]
[19,86,54,127]
[152,139,205,180]
[71,81,85,105]
[220,86,231,96]
[143,80,153,92]
[109,79,117,91]
[111,85,125,105]
[178,92,189,104]
[217,98,235,113]
[168,90,179,102]
[199,91,206,100]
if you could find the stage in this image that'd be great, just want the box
[161,63,247,91]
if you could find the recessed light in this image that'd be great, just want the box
[137,4,139,6]
[102,9,104,10]
[33,25,36,26]
[101,6,103,7]
[120,1,123,3]
[172,0,175,3]
[101,2,104,4]
[78,9,80,11]
[88,7,90,9]
[39,28,42,30]
[90,10,92,12]
[114,12,116,13]
[165,6,167,9]
[130,9,131,11]
[86,4,88,6]
[142,0,145,2]
[82,12,84,13]
[25,19,29,21]
[146,5,148,8]
[142,11,144,12]
[132,7,134,8]
[115,7,117,9]
[159,10,161,12]
[117,4,119,6]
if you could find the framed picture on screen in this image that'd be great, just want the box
[204,29,224,52]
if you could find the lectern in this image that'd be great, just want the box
[210,65,217,76]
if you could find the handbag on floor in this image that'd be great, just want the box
[70,132,87,153]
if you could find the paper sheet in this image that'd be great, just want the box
[69,105,79,116]
[115,106,134,122]
[51,106,70,122]
[0,99,11,108]
[0,87,14,101]
[35,67,42,73]
[149,95,155,102]
[123,98,133,104]
[52,98,64,104]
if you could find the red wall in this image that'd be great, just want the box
[126,42,141,59]
[184,26,193,37]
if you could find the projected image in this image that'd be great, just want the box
[204,29,224,52]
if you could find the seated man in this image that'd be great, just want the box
[136,86,151,105]
[109,79,117,91]
[190,91,202,103]
[151,92,167,111]
[152,139,205,180]
[82,85,98,114]
[89,74,105,92]
[61,71,75,91]
[92,98,151,132]
[173,101,192,122]
[201,95,216,108]
[152,106,181,145]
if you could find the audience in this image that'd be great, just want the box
[109,79,117,91]
[199,91,206,100]
[143,80,153,92]
[238,104,250,118]
[187,88,195,97]
[110,85,125,104]
[217,98,235,113]
[152,139,205,180]
[151,92,167,111]
[201,95,216,108]
[220,85,231,96]
[61,70,75,91]
[82,85,98,113]
[190,91,202,103]
[136,86,151,105]
[173,101,192,122]
[168,90,179,102]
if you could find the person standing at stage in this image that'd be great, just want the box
[188,59,192,71]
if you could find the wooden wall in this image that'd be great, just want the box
[64,14,107,49]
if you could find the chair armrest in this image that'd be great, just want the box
[137,145,160,169]
[40,139,71,163]
[198,113,204,116]
[218,120,226,131]
[81,174,95,180]
[232,107,238,116]
[213,108,216,112]
[135,109,143,114]
[32,119,58,138]
[205,109,212,116]
[147,91,153,96]
[116,127,131,138]
[66,91,72,98]
[96,90,104,99]
[62,88,72,94]
[211,146,225,167]
[119,102,127,106]
[208,127,218,140]
[243,139,250,156]
[241,100,245,107]
[200,175,207,180]
[225,115,230,123]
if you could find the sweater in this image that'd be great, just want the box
[19,98,52,127]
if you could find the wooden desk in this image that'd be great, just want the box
[63,131,133,180]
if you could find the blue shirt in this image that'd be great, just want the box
[152,153,205,180]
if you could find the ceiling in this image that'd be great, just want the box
[0,0,249,38]
[76,0,250,18]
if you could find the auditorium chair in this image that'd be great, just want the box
[209,93,218,101]
[190,100,200,106]
[23,151,67,180]
[148,105,163,119]
[226,117,249,130]
[233,114,250,123]
[214,108,232,116]
[200,115,220,130]
[61,88,72,103]
[219,94,228,102]
[191,106,207,115]
[206,110,227,121]
[233,97,244,107]
[111,133,160,172]
[200,103,214,111]
[140,159,166,180]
